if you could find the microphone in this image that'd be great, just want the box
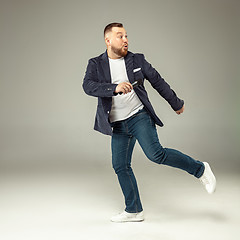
[118,79,143,95]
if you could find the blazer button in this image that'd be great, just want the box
[107,111,110,114]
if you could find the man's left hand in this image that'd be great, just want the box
[176,105,185,115]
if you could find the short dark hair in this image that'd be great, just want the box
[104,22,123,37]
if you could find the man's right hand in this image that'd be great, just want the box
[115,82,133,94]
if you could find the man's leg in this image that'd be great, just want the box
[128,109,216,193]
[129,110,205,178]
[111,121,143,214]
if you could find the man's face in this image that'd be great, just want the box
[106,27,128,58]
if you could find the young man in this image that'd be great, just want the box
[82,23,216,222]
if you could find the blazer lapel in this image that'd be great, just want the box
[100,51,111,83]
[100,51,134,84]
[124,52,134,84]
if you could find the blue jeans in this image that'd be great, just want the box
[111,108,205,213]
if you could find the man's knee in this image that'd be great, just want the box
[112,161,131,174]
[146,146,167,164]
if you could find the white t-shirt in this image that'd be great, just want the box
[108,57,143,123]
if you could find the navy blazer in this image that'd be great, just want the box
[83,51,184,136]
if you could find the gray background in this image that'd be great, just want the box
[0,0,239,239]
[1,0,239,171]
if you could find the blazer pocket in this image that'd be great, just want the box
[133,69,144,80]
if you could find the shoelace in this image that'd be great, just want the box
[200,175,209,185]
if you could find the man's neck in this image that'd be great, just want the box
[107,50,120,59]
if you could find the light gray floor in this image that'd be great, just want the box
[0,162,239,240]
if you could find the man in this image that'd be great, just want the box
[82,23,216,223]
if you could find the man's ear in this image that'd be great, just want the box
[105,37,110,46]
[105,33,111,46]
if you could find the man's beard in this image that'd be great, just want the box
[111,45,128,58]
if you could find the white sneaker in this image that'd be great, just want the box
[199,162,216,194]
[111,211,144,223]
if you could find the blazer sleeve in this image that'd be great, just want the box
[82,58,118,98]
[141,55,184,111]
